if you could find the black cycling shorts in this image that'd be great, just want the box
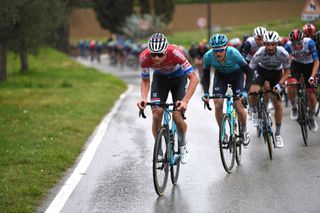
[290,60,314,88]
[150,72,187,103]
[213,70,244,95]
[252,65,282,88]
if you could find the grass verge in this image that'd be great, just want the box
[0,48,127,212]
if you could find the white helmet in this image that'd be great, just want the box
[263,31,280,43]
[253,27,267,37]
[148,33,168,53]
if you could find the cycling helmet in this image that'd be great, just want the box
[315,31,320,42]
[148,33,168,53]
[263,31,280,43]
[303,23,316,37]
[289,29,304,42]
[253,27,267,37]
[209,34,228,49]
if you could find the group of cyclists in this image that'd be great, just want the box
[136,23,320,164]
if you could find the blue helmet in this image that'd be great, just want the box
[209,34,228,49]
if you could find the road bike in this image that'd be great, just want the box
[203,94,243,173]
[287,74,312,146]
[139,102,184,196]
[249,89,278,159]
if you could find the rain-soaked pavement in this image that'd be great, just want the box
[41,56,320,213]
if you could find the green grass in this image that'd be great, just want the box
[174,0,278,3]
[0,48,127,212]
[166,17,310,47]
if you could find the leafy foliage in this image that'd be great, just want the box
[93,0,133,34]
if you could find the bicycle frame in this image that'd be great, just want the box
[162,107,180,166]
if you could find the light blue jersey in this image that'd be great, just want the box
[203,46,248,74]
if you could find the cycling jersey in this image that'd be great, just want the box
[203,46,248,74]
[285,37,319,64]
[242,36,261,62]
[139,44,193,79]
[249,46,290,71]
[202,46,253,94]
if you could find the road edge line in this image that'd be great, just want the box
[45,85,133,213]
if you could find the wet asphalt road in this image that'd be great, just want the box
[43,57,320,213]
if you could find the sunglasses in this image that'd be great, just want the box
[151,53,165,58]
[212,48,225,53]
[292,41,302,46]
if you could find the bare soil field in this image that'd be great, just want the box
[70,0,306,39]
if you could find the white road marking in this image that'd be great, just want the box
[45,85,132,213]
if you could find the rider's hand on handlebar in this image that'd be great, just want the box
[176,100,187,111]
[201,93,210,104]
[239,90,248,101]
[308,77,316,86]
[137,100,147,110]
[273,83,282,93]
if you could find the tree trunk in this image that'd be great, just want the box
[19,49,29,73]
[55,24,70,54]
[0,42,7,82]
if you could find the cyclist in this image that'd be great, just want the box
[303,23,317,41]
[202,34,253,145]
[248,31,290,148]
[137,33,199,164]
[285,29,319,132]
[241,26,267,63]
[241,27,268,119]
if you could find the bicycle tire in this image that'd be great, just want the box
[153,127,169,196]
[298,98,309,146]
[262,109,273,160]
[316,98,320,116]
[170,129,180,185]
[219,113,236,173]
[234,114,242,165]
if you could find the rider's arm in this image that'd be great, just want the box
[279,68,290,86]
[234,48,254,91]
[140,77,150,100]
[183,71,199,104]
[202,52,211,94]
[309,40,320,78]
[241,64,253,92]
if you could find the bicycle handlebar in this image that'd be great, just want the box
[248,89,280,100]
[202,94,241,111]
[138,102,186,120]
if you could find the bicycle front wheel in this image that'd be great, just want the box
[170,129,180,185]
[298,98,308,146]
[234,114,242,165]
[153,127,169,196]
[219,114,236,173]
[262,110,273,160]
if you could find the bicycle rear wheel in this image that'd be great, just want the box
[262,110,273,160]
[153,127,169,196]
[298,98,308,146]
[170,129,180,185]
[219,114,236,173]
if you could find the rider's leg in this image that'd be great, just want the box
[287,77,299,120]
[151,108,164,138]
[249,84,260,113]
[214,99,224,127]
[234,100,247,130]
[272,96,283,135]
[173,112,187,146]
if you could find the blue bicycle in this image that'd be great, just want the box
[139,102,184,196]
[204,94,243,173]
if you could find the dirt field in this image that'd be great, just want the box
[70,0,306,39]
